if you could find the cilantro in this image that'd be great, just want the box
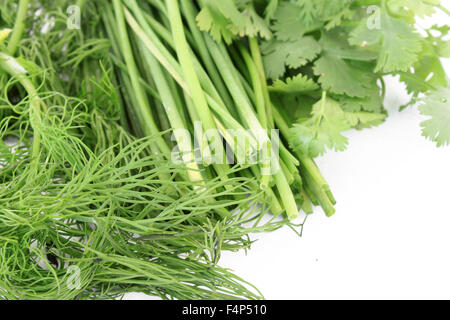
[313,54,377,98]
[264,0,279,22]
[289,91,387,157]
[419,84,450,147]
[289,0,352,28]
[400,42,448,95]
[344,111,386,130]
[269,74,319,94]
[196,5,235,44]
[262,36,321,80]
[275,93,317,122]
[290,93,350,157]
[399,25,449,97]
[231,2,272,39]
[337,85,385,113]
[288,0,317,26]
[196,0,272,44]
[389,0,440,19]
[426,25,450,58]
[349,5,422,73]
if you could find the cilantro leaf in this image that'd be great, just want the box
[399,25,449,96]
[315,0,353,21]
[289,0,318,27]
[196,0,272,44]
[196,5,235,44]
[271,2,322,41]
[324,6,354,30]
[264,0,279,22]
[313,54,377,98]
[348,6,422,73]
[389,0,440,18]
[426,25,450,58]
[318,29,379,61]
[269,74,319,94]
[344,112,386,130]
[289,93,350,157]
[240,5,272,39]
[262,36,321,80]
[400,43,448,96]
[275,93,316,122]
[288,0,352,29]
[313,30,380,98]
[337,85,385,113]
[419,84,450,147]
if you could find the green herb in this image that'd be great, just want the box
[0,0,448,300]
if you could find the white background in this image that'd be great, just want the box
[126,7,450,300]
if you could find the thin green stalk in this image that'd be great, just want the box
[238,44,272,189]
[273,106,330,191]
[112,0,169,155]
[138,41,204,184]
[300,189,314,214]
[234,71,300,173]
[249,37,274,129]
[7,0,29,56]
[122,10,257,154]
[180,0,236,117]
[203,37,264,140]
[77,0,87,10]
[203,37,298,219]
[123,2,187,92]
[165,0,230,177]
[185,92,213,162]
[280,160,294,185]
[272,103,335,214]
[302,169,335,217]
[239,44,268,132]
[247,168,283,216]
[0,53,42,163]
[125,0,240,181]
[122,4,257,154]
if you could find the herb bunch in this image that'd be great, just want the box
[0,0,448,300]
[98,0,449,220]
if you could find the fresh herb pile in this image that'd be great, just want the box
[0,0,448,300]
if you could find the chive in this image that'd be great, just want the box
[112,0,169,155]
[166,0,231,176]
[138,42,204,183]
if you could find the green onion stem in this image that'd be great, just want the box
[112,0,169,155]
[203,37,298,219]
[249,37,275,129]
[139,41,204,184]
[180,0,236,116]
[165,0,230,180]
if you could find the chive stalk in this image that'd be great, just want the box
[112,0,169,155]
[165,0,231,177]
